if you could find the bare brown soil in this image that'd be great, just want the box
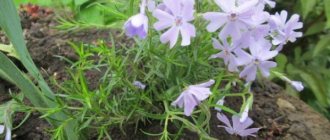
[0,5,330,140]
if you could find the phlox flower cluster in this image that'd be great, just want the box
[124,0,304,138]
[125,0,303,82]
[204,0,303,82]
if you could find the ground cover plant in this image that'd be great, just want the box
[4,0,330,139]
[12,0,330,120]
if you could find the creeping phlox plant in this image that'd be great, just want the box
[0,0,306,139]
[123,0,304,138]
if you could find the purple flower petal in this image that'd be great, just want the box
[217,113,232,128]
[264,0,276,8]
[238,128,261,137]
[163,0,180,14]
[220,22,242,41]
[228,57,239,72]
[195,79,215,87]
[236,0,258,13]
[183,92,199,116]
[239,117,254,130]
[232,115,241,131]
[211,38,240,72]
[153,9,174,30]
[290,81,304,92]
[235,48,253,66]
[203,12,226,32]
[269,10,303,45]
[133,81,146,89]
[171,80,214,116]
[160,26,180,48]
[240,103,250,123]
[215,97,225,112]
[240,64,257,82]
[180,23,196,46]
[0,125,4,134]
[182,0,195,21]
[147,0,156,12]
[153,0,196,47]
[171,93,185,108]
[214,0,235,13]
[258,61,277,77]
[124,13,148,39]
[217,113,260,137]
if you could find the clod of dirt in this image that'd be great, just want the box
[277,98,296,111]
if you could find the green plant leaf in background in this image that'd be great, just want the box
[0,52,49,108]
[61,0,73,5]
[14,0,52,6]
[313,35,330,56]
[0,44,19,59]
[305,21,326,36]
[0,0,53,99]
[74,0,88,6]
[325,0,330,29]
[275,54,288,73]
[300,0,317,19]
[77,4,105,25]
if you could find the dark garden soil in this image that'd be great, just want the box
[1,5,330,140]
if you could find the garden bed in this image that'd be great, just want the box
[1,5,330,140]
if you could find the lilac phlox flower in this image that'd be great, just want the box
[235,39,278,82]
[156,3,172,14]
[217,113,260,137]
[133,81,146,90]
[124,0,148,39]
[290,81,304,92]
[239,0,275,8]
[260,0,276,8]
[203,0,258,41]
[210,38,239,72]
[171,80,215,116]
[246,7,270,37]
[279,74,304,92]
[240,102,250,123]
[153,0,196,48]
[147,0,156,12]
[0,125,11,140]
[215,97,225,112]
[0,125,4,134]
[269,10,303,47]
[238,10,270,48]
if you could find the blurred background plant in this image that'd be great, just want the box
[15,0,130,30]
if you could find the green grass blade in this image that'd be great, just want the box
[0,0,80,139]
[0,52,49,108]
[0,0,55,101]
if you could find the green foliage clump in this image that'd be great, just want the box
[2,1,254,139]
[51,30,251,139]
